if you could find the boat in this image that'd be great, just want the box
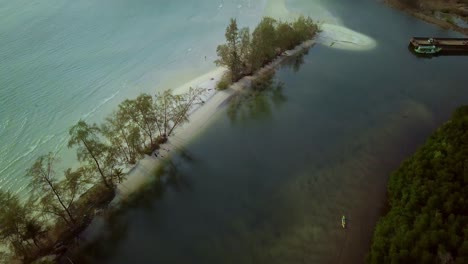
[341,215,346,229]
[409,37,468,56]
[414,45,442,54]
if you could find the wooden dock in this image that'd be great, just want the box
[410,37,468,53]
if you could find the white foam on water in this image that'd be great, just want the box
[82,90,120,120]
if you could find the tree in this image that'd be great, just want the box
[23,218,45,250]
[102,112,144,165]
[367,105,468,263]
[276,21,297,51]
[250,17,277,72]
[0,191,42,258]
[166,87,205,136]
[27,153,76,226]
[153,89,174,137]
[117,94,159,150]
[215,16,318,84]
[68,120,113,189]
[0,250,11,263]
[239,27,252,74]
[102,146,125,185]
[215,18,242,82]
[291,15,318,41]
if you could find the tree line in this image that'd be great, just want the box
[0,15,321,262]
[367,106,468,264]
[0,88,204,262]
[215,15,319,89]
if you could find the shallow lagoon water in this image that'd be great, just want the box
[73,1,468,263]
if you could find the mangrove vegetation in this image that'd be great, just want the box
[367,106,468,264]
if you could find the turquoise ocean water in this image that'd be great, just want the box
[0,0,274,196]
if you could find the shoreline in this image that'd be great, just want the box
[45,38,318,263]
[384,0,468,36]
[114,39,316,202]
[28,16,379,262]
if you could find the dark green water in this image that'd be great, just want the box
[74,1,468,263]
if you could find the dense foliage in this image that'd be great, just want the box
[215,16,319,86]
[367,106,468,264]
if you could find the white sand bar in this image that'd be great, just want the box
[115,0,378,202]
[318,23,377,51]
[115,39,316,202]
[264,0,377,51]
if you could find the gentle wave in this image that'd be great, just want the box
[82,90,120,120]
[54,133,69,153]
[0,117,10,134]
[0,137,41,176]
[0,0,268,198]
[0,133,56,190]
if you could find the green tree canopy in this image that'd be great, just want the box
[368,106,468,264]
[68,120,113,189]
[215,16,318,85]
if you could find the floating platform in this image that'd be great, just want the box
[410,37,468,54]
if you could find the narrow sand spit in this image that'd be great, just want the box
[115,68,226,200]
[115,0,378,202]
[115,40,316,202]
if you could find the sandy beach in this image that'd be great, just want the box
[115,39,318,201]
[115,68,227,199]
[114,1,379,201]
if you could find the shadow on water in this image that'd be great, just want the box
[64,148,197,263]
[137,149,197,207]
[226,50,308,123]
[64,52,310,263]
[227,72,286,123]
[162,156,194,193]
[282,48,310,73]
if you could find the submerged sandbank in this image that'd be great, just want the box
[264,0,377,51]
[318,23,377,51]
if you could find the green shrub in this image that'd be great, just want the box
[216,72,232,90]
